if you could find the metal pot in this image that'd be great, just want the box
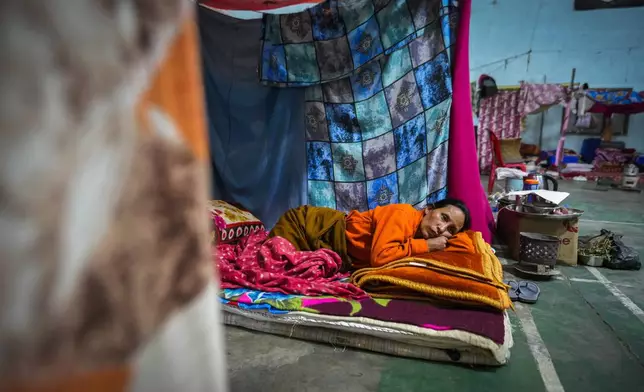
[531,174,559,191]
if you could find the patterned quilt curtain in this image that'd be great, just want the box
[260,0,458,212]
[476,89,521,174]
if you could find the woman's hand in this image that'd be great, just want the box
[426,236,448,252]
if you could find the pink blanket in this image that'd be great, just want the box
[476,90,522,173]
[518,82,568,117]
[215,231,366,298]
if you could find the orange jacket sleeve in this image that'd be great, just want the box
[370,205,429,266]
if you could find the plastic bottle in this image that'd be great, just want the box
[523,178,539,203]
[523,178,539,191]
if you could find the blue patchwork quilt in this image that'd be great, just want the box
[260,0,459,211]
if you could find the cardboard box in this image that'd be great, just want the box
[557,219,579,265]
[497,209,579,266]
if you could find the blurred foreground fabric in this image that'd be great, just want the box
[0,1,227,391]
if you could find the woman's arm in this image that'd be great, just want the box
[370,206,429,266]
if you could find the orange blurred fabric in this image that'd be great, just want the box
[6,366,130,392]
[137,19,209,161]
[351,231,511,310]
[346,204,429,269]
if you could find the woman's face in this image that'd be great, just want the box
[416,205,466,240]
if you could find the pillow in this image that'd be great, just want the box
[499,138,524,164]
[208,200,265,244]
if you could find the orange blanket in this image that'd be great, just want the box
[351,231,511,310]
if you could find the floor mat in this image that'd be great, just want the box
[222,305,513,366]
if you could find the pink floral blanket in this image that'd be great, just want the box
[215,231,366,298]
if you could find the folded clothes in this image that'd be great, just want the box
[215,231,366,298]
[351,231,511,310]
[592,147,633,171]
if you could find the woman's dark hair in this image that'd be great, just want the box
[431,198,471,231]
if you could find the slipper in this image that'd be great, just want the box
[505,280,519,302]
[518,281,540,304]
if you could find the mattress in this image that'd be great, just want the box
[222,305,513,366]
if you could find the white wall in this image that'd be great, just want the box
[470,0,644,153]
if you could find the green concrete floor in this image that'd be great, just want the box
[224,179,644,392]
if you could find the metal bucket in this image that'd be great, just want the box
[505,178,524,192]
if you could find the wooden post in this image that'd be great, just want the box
[537,75,547,150]
[555,68,576,168]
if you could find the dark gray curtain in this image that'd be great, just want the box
[198,8,307,228]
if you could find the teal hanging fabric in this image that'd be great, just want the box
[199,9,307,228]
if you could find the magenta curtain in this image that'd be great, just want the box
[448,0,494,242]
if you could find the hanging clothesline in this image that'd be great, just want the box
[476,68,643,170]
[470,46,642,73]
[475,78,577,173]
[493,82,579,91]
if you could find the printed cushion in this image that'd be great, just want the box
[208,200,265,244]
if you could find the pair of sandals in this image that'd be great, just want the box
[506,280,540,304]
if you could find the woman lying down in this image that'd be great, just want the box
[268,198,471,271]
